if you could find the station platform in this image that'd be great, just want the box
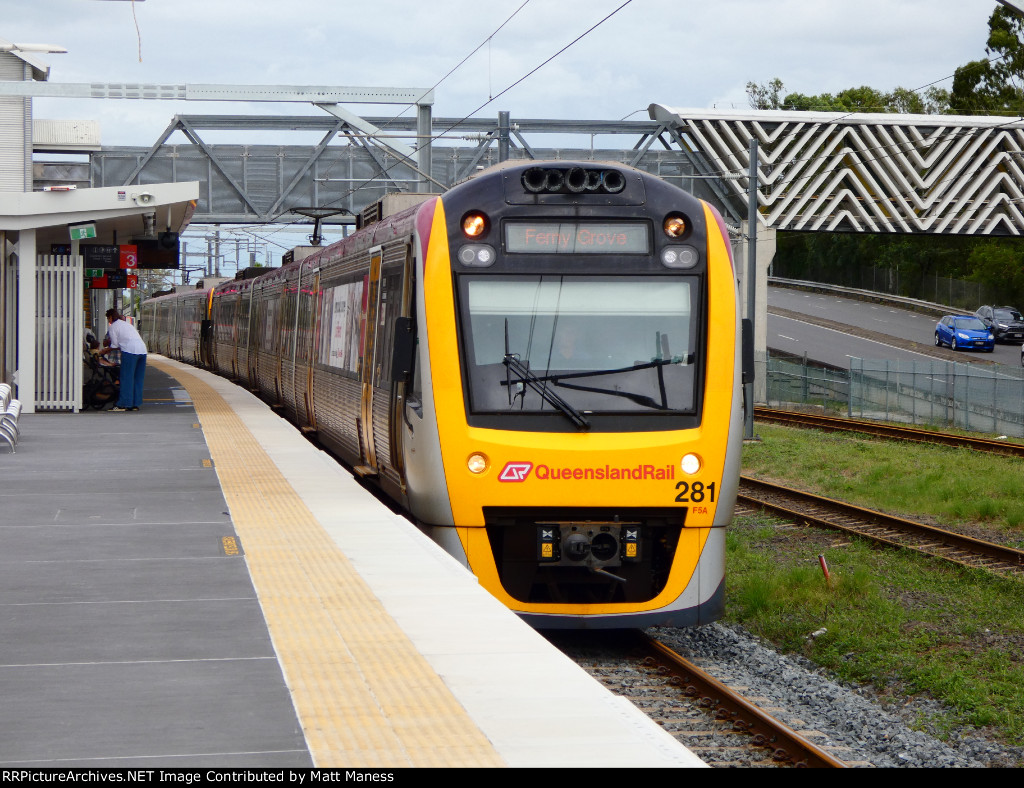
[0,356,703,769]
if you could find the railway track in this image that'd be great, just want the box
[552,630,847,768]
[754,407,1024,458]
[738,476,1024,578]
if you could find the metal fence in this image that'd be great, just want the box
[758,352,1024,438]
[35,254,83,412]
[771,262,1000,312]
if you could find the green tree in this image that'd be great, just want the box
[967,240,1024,306]
[950,6,1024,115]
[745,78,785,110]
[747,80,949,114]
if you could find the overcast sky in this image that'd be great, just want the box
[5,0,1005,143]
[1,0,1008,254]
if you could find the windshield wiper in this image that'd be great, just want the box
[506,356,694,411]
[502,353,590,429]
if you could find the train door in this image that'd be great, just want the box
[355,249,383,477]
[388,249,414,489]
[294,263,319,432]
[246,284,258,390]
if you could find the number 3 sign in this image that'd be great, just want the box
[120,245,138,270]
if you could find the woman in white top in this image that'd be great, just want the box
[98,309,148,411]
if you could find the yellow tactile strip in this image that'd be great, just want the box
[153,358,505,768]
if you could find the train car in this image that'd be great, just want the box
[141,161,749,629]
[143,284,213,367]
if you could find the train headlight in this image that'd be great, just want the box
[661,245,699,268]
[462,211,489,238]
[467,452,490,474]
[457,244,496,267]
[680,453,702,475]
[663,213,688,238]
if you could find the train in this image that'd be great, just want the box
[141,160,751,629]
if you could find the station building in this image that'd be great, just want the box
[0,39,198,413]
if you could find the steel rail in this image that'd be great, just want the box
[632,631,848,768]
[738,476,1024,577]
[753,407,1024,458]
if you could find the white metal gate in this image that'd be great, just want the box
[35,254,83,412]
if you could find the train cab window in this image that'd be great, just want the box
[461,275,698,421]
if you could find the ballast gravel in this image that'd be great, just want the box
[650,622,1024,768]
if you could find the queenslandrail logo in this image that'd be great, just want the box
[498,461,675,482]
[498,462,533,481]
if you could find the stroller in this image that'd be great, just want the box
[83,348,120,410]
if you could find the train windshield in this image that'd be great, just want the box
[462,275,699,419]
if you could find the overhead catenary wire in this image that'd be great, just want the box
[263,0,636,234]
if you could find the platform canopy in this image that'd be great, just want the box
[0,181,198,249]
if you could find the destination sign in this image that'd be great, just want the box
[505,222,649,254]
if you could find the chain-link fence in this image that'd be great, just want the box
[757,352,1024,438]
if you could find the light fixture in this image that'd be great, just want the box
[467,453,490,474]
[663,213,688,238]
[462,212,488,238]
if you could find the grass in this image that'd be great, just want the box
[742,424,1024,538]
[727,424,1024,750]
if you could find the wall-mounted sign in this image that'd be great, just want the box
[85,271,138,290]
[69,223,96,241]
[51,240,179,271]
[120,245,138,270]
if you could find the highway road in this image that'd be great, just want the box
[766,286,1024,369]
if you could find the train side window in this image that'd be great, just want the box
[373,270,404,388]
[316,277,364,376]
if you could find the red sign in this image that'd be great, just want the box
[120,245,138,270]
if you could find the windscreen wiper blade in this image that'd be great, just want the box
[512,356,694,411]
[503,353,590,429]
[550,356,694,382]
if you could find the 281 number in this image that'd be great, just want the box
[675,481,715,503]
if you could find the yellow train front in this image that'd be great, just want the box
[410,162,745,629]
[141,161,745,630]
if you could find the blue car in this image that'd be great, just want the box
[934,315,995,352]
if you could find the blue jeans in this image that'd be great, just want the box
[117,352,147,408]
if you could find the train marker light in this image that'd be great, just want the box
[462,212,488,237]
[467,452,490,474]
[663,214,687,238]
[681,453,702,475]
[662,245,699,269]
[457,244,496,267]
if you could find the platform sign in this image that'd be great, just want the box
[82,245,120,269]
[120,245,138,270]
[86,270,135,290]
[69,224,96,241]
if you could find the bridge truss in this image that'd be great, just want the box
[82,112,748,231]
